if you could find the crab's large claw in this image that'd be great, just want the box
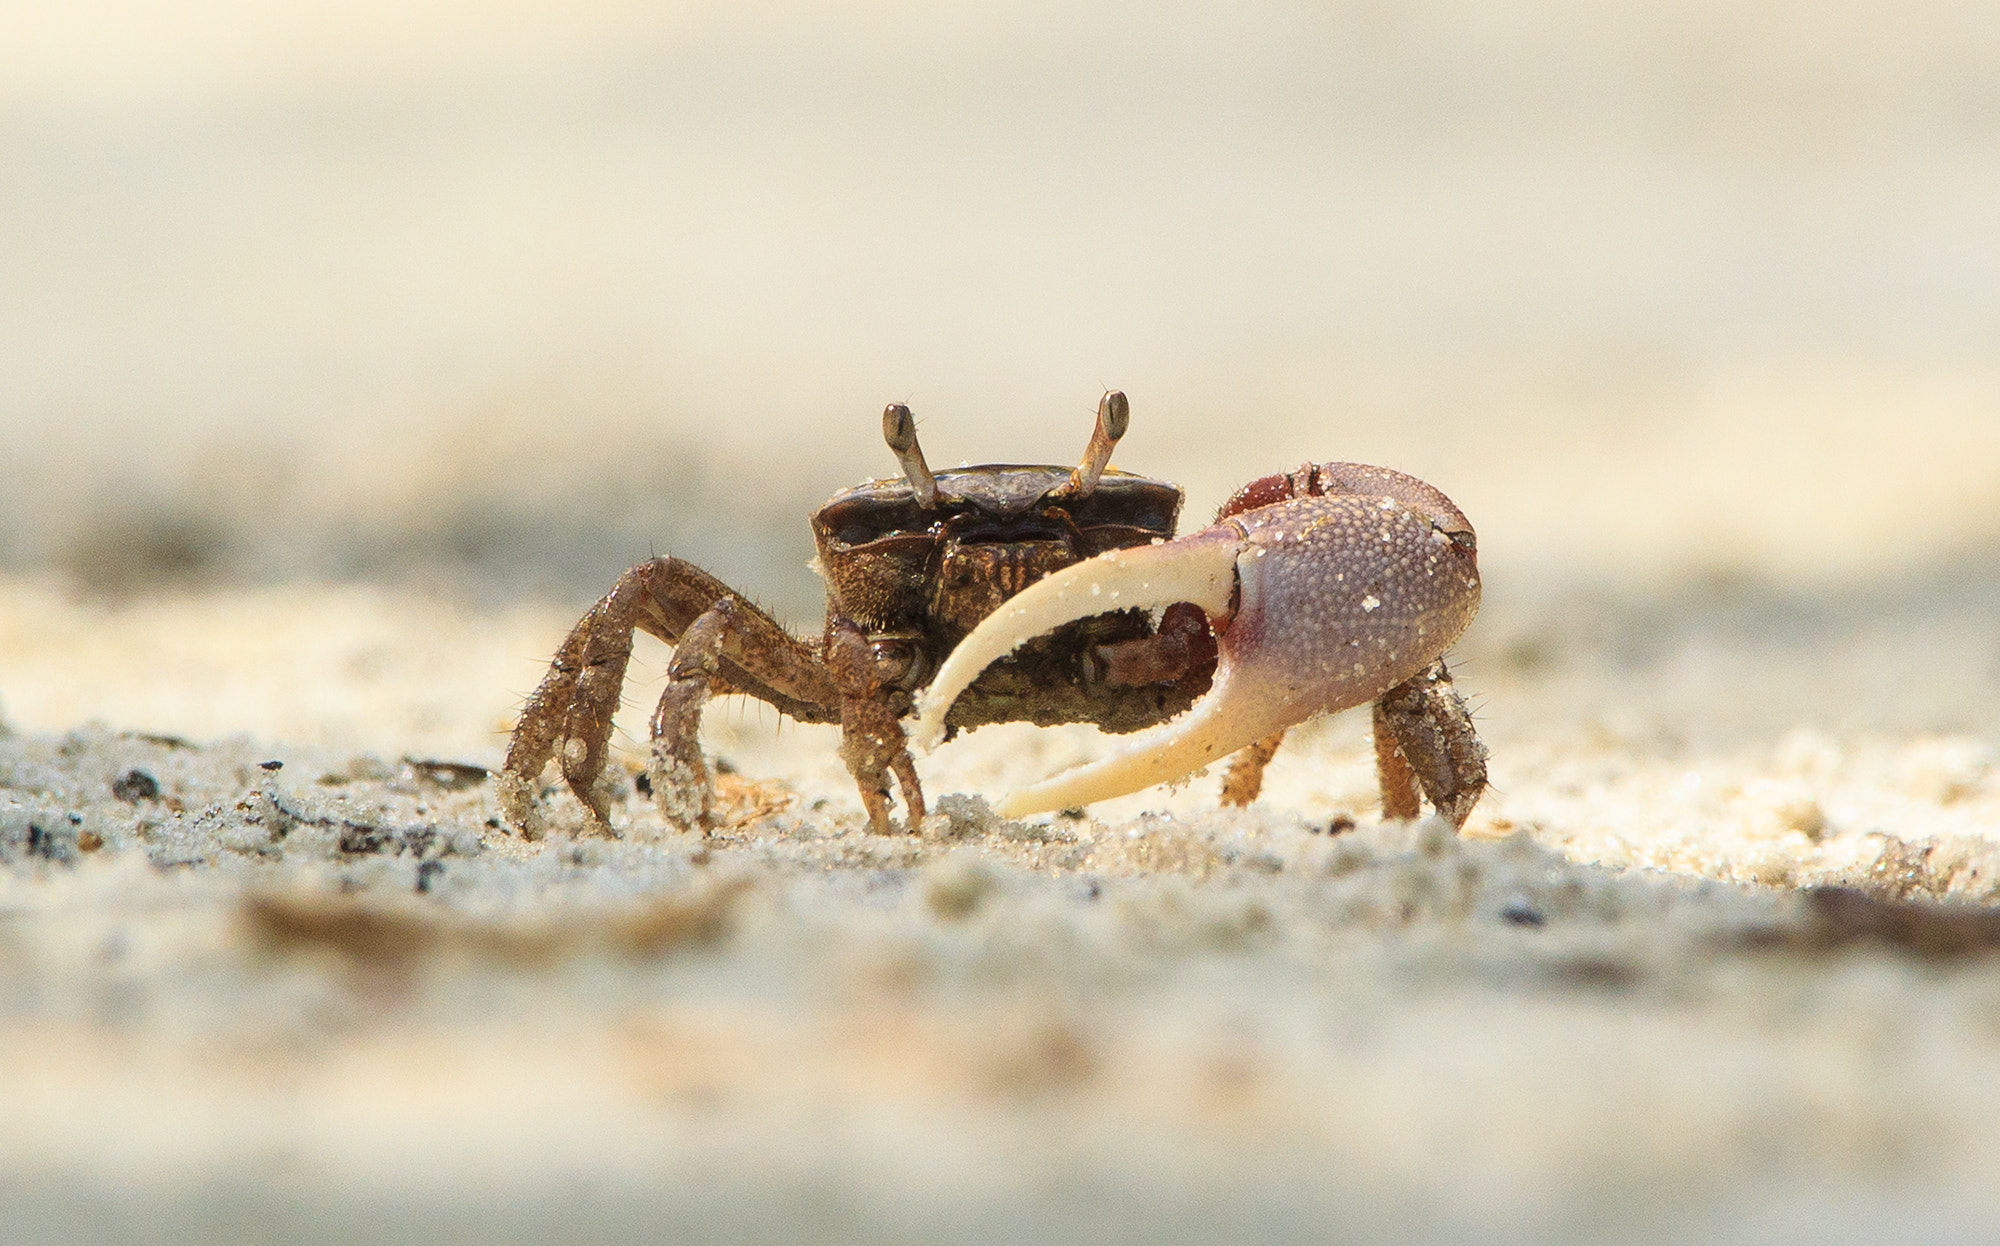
[912,491,1481,817]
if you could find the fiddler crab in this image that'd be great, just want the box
[497,393,1486,838]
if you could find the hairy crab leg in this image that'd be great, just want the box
[828,620,927,833]
[499,556,839,837]
[1220,729,1288,807]
[913,491,1481,819]
[646,598,736,834]
[1373,659,1487,825]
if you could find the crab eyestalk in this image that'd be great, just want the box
[912,493,1482,818]
[882,402,938,507]
[1063,390,1130,498]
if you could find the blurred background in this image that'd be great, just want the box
[3,0,1999,745]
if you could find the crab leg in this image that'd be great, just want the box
[912,492,1481,818]
[499,556,839,837]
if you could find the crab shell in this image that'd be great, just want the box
[807,464,1210,735]
[808,465,1181,640]
[911,466,1481,817]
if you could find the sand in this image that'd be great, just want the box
[4,575,2000,1244]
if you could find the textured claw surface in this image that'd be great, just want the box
[919,490,1481,817]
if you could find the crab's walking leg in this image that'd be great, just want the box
[1372,659,1486,827]
[1372,706,1423,822]
[498,582,637,835]
[499,557,839,837]
[1220,730,1288,807]
[646,600,735,833]
[828,622,925,834]
[500,616,598,835]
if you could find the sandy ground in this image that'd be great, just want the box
[5,570,2000,1244]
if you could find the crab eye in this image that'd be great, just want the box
[1101,390,1129,439]
[882,402,939,507]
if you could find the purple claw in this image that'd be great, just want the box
[913,469,1480,817]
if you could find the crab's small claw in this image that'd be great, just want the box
[912,490,1481,817]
